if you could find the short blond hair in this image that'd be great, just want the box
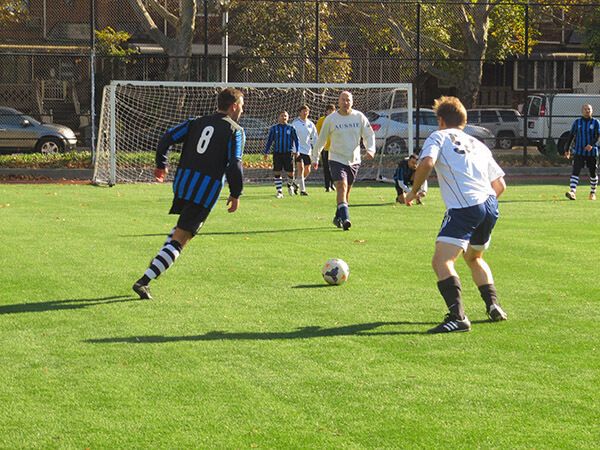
[433,96,467,128]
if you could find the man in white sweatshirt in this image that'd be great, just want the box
[312,91,375,230]
[291,105,318,196]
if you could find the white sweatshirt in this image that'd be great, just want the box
[291,117,318,155]
[312,110,375,166]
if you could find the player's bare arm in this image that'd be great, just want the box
[406,157,434,206]
[491,176,506,198]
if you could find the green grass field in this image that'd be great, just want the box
[1,182,598,448]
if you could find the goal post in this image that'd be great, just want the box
[93,81,413,185]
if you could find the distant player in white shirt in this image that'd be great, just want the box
[291,105,318,195]
[405,96,508,334]
[312,91,375,230]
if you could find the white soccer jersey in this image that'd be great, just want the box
[291,117,317,155]
[420,128,505,210]
[312,110,376,166]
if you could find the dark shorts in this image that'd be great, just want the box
[329,160,360,185]
[295,153,311,165]
[437,196,499,251]
[572,154,597,177]
[273,152,294,173]
[169,198,210,235]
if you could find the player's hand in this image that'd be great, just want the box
[312,162,319,170]
[404,191,417,206]
[585,145,592,152]
[227,196,239,213]
[154,167,167,183]
[564,151,571,160]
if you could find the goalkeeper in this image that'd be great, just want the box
[132,88,245,300]
[394,153,427,204]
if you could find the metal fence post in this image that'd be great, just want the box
[522,0,529,164]
[415,1,421,153]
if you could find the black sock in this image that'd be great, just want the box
[478,284,498,309]
[437,276,465,320]
[137,274,151,286]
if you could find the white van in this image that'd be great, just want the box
[525,94,600,154]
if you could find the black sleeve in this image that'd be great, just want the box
[155,120,191,169]
[225,159,243,198]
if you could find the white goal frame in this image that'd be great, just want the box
[93,81,413,186]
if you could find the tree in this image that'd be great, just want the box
[0,0,26,23]
[229,0,351,83]
[585,7,600,62]
[348,1,586,108]
[125,0,197,81]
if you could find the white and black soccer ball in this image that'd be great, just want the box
[322,258,350,285]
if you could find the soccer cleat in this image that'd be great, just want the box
[300,191,309,196]
[333,216,342,228]
[396,194,405,203]
[276,191,284,199]
[287,184,295,196]
[590,193,596,201]
[132,282,153,300]
[293,182,299,195]
[342,219,352,231]
[330,185,336,191]
[487,304,508,322]
[565,191,576,200]
[428,314,471,334]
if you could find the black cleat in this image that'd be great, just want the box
[342,219,352,231]
[333,216,343,228]
[487,304,508,322]
[133,282,153,300]
[428,314,471,334]
[300,191,309,196]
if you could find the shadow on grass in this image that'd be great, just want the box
[85,321,444,344]
[126,226,334,238]
[0,295,138,315]
[351,202,396,208]
[292,284,334,289]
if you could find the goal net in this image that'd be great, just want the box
[93,81,412,185]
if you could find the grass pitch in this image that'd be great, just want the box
[0,182,598,448]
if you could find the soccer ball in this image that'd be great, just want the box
[322,258,350,285]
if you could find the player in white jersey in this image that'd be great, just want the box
[291,105,318,195]
[405,96,508,333]
[312,91,376,230]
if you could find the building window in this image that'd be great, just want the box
[515,60,573,91]
[579,64,594,83]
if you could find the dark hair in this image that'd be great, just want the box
[433,96,467,128]
[217,88,243,111]
[325,104,336,112]
[298,105,309,112]
[409,153,419,160]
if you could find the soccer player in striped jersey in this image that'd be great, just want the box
[291,105,318,196]
[263,111,300,198]
[311,91,376,230]
[393,153,427,204]
[564,104,600,201]
[132,88,245,300]
[405,96,507,333]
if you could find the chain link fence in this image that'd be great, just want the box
[0,1,599,162]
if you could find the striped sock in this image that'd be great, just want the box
[144,240,182,280]
[591,176,598,194]
[274,177,282,192]
[569,175,579,192]
[163,227,176,246]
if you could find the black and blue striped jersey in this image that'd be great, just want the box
[393,158,414,186]
[264,123,299,154]
[156,113,245,209]
[569,117,600,156]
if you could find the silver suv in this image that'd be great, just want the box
[467,108,522,150]
[0,107,78,154]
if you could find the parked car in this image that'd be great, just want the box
[366,108,495,153]
[467,108,522,150]
[0,107,78,154]
[525,93,600,154]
